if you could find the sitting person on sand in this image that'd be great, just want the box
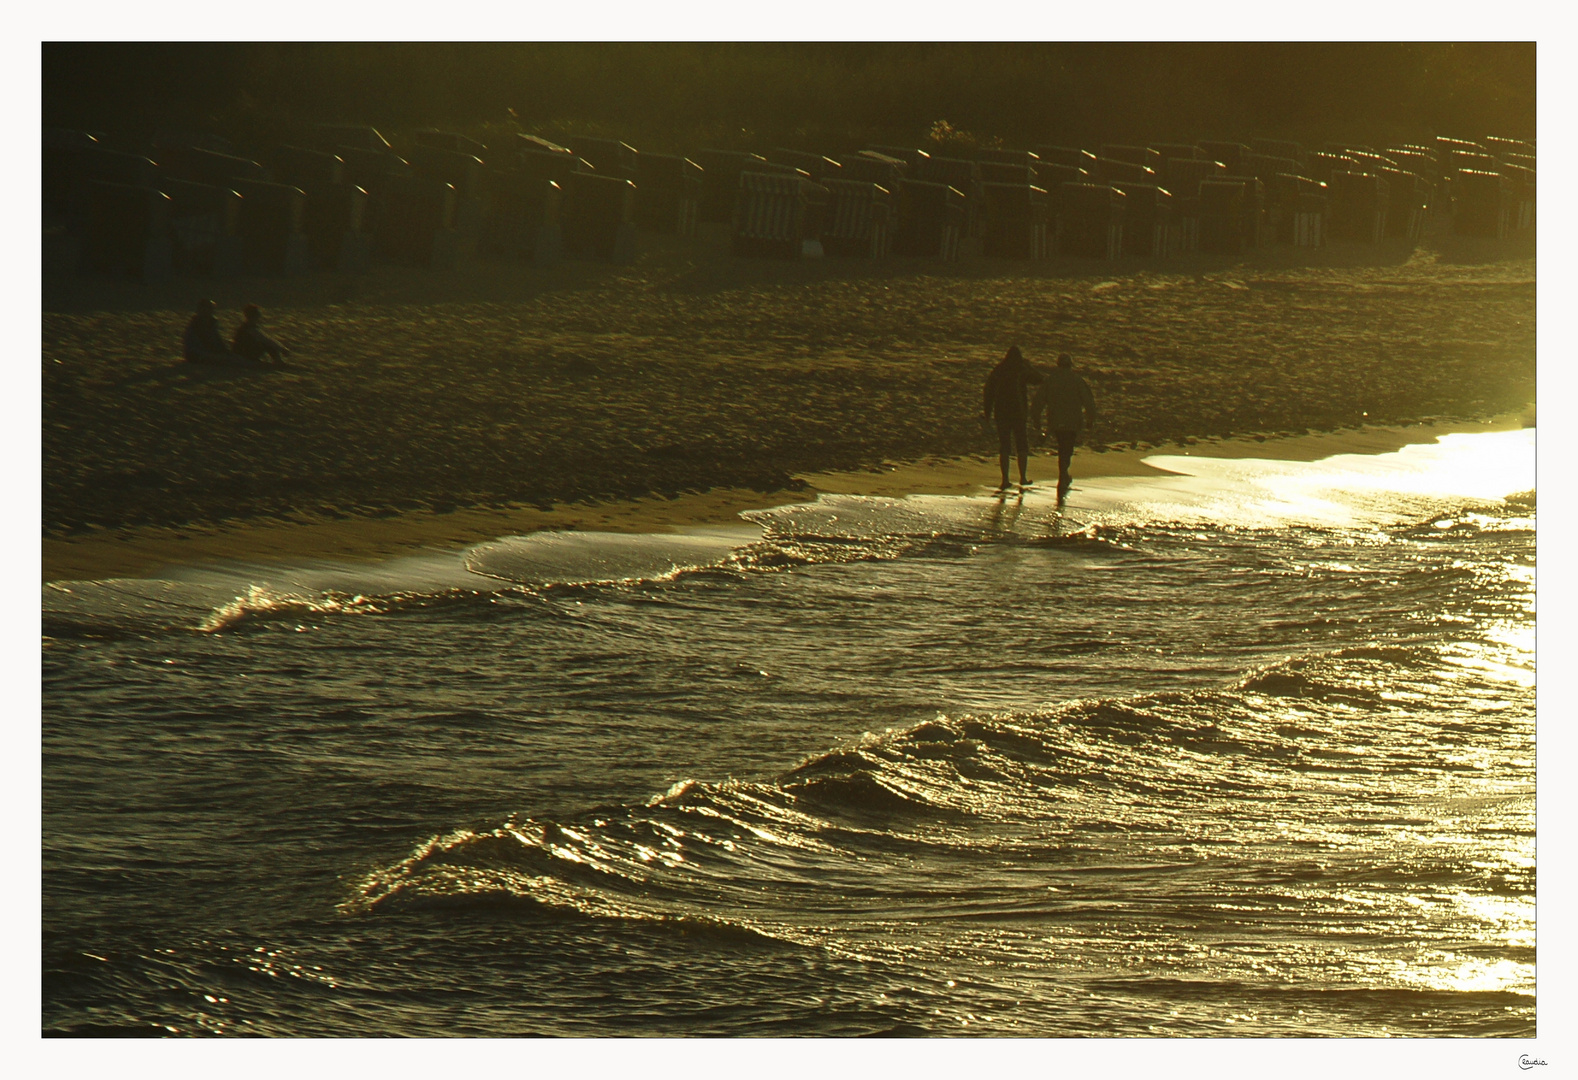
[982,345,1044,490]
[231,304,289,364]
[1031,352,1098,498]
[183,299,234,363]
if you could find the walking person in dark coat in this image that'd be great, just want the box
[232,304,290,364]
[1031,352,1098,499]
[182,299,233,363]
[982,345,1043,490]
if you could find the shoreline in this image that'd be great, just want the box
[44,246,1536,550]
[41,412,1533,584]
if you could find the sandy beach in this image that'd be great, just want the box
[43,232,1535,582]
[40,414,1531,583]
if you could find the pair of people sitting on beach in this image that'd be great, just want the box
[983,346,1097,496]
[184,301,290,366]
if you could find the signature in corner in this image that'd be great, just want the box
[1518,1055,1547,1070]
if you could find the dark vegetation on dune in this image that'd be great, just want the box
[44,42,1534,156]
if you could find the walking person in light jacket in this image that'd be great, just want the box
[1031,353,1097,499]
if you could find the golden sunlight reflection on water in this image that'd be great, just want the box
[1116,428,1535,530]
[1444,637,1534,687]
[1399,953,1534,995]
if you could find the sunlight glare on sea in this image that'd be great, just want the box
[1131,428,1535,529]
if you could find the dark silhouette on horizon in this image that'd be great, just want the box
[982,345,1044,490]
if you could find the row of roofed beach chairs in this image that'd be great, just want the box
[42,125,1535,283]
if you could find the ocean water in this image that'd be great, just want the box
[41,430,1536,1038]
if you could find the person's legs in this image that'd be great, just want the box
[1055,430,1077,488]
[1013,421,1030,485]
[996,420,1013,488]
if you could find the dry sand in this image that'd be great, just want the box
[42,230,1535,582]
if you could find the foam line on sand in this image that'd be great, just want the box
[41,414,1530,584]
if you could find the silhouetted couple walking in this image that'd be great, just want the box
[982,346,1096,498]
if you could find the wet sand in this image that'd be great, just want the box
[42,233,1535,582]
[42,414,1531,583]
